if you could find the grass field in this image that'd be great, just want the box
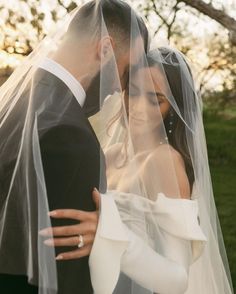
[203,111,236,290]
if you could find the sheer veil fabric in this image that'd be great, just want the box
[0,1,233,294]
[0,1,148,293]
[89,48,234,293]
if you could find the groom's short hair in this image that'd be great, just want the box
[67,0,149,52]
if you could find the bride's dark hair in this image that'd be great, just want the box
[148,48,196,192]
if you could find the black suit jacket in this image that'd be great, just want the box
[39,70,107,294]
[0,69,107,294]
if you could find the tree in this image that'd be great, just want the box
[137,0,236,108]
[0,0,236,108]
[178,0,236,46]
[0,0,78,56]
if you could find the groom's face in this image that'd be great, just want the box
[83,36,145,117]
[116,36,145,91]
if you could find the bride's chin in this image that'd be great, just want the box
[130,128,148,138]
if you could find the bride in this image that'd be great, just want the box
[43,47,233,294]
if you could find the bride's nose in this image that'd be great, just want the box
[130,96,146,116]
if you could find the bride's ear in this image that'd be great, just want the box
[97,36,114,61]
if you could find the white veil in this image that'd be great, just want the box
[89,46,234,293]
[0,0,233,293]
[0,9,76,294]
[0,1,148,293]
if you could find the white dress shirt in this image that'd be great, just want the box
[38,57,86,107]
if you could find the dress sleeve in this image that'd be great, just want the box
[88,191,207,294]
[154,193,207,263]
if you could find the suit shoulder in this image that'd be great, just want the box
[39,124,98,155]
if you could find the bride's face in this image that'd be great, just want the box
[125,66,171,136]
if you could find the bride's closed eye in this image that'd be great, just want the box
[156,93,167,105]
[147,91,166,106]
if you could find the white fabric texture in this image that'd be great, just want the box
[89,191,207,294]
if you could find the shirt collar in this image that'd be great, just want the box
[38,58,86,107]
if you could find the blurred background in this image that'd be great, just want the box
[0,0,235,289]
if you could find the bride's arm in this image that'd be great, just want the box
[102,147,196,294]
[120,223,191,294]
[118,149,192,293]
[88,188,207,294]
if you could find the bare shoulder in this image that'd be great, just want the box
[145,144,190,199]
[148,144,185,167]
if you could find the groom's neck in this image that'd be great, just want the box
[51,42,99,91]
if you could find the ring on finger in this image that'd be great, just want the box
[78,234,84,248]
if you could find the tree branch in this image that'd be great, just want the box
[151,0,169,27]
[152,0,180,40]
[179,0,236,45]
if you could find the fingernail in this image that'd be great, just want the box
[94,187,98,192]
[56,255,63,260]
[39,228,51,236]
[39,229,49,236]
[44,239,54,246]
[48,211,57,216]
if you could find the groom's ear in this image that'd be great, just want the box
[97,36,115,61]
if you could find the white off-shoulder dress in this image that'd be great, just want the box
[89,190,207,294]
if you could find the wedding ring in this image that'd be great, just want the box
[78,234,84,248]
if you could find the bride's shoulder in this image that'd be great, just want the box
[148,144,185,168]
[144,144,190,199]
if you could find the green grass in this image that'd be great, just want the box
[203,112,236,290]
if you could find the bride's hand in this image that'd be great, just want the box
[39,188,100,261]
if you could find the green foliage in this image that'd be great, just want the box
[204,111,236,290]
[203,64,236,115]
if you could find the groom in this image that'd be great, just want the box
[0,0,148,293]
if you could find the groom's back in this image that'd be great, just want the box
[38,70,107,293]
[0,69,106,294]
